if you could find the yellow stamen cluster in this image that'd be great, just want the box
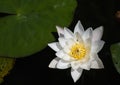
[69,43,86,60]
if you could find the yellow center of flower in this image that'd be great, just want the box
[69,43,86,60]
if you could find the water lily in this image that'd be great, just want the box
[48,20,105,82]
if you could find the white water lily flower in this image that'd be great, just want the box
[48,20,105,82]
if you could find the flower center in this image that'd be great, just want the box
[69,43,86,60]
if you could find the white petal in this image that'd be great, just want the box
[92,26,103,42]
[71,61,80,70]
[66,38,75,47]
[48,58,60,68]
[91,40,105,53]
[79,61,91,70]
[48,42,61,51]
[84,38,92,50]
[62,54,73,61]
[63,39,75,53]
[82,27,93,42]
[58,37,66,48]
[91,55,104,69]
[74,32,83,43]
[56,60,70,69]
[82,28,93,49]
[63,46,70,53]
[74,20,84,35]
[71,68,83,82]
[55,50,65,58]
[56,26,64,37]
[64,27,74,39]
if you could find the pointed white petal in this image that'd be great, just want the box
[58,37,66,48]
[48,42,61,51]
[63,54,73,61]
[79,61,91,70]
[74,20,84,35]
[56,26,64,37]
[82,28,93,49]
[84,38,92,51]
[91,40,105,53]
[63,46,70,53]
[62,39,75,54]
[66,38,75,47]
[82,27,93,42]
[74,32,83,43]
[91,55,104,69]
[71,68,83,82]
[56,60,70,69]
[55,50,65,58]
[92,26,103,42]
[71,61,80,70]
[64,27,74,39]
[48,58,60,68]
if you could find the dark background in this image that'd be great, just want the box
[1,0,120,85]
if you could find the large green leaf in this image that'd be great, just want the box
[0,0,76,57]
[110,43,120,74]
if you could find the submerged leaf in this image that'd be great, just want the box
[110,43,120,74]
[0,57,15,84]
[0,0,76,57]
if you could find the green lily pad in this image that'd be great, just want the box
[0,0,76,57]
[0,57,15,84]
[110,43,120,74]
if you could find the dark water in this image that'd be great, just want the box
[1,0,120,85]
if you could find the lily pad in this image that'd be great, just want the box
[0,0,76,57]
[0,57,15,84]
[110,43,120,74]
